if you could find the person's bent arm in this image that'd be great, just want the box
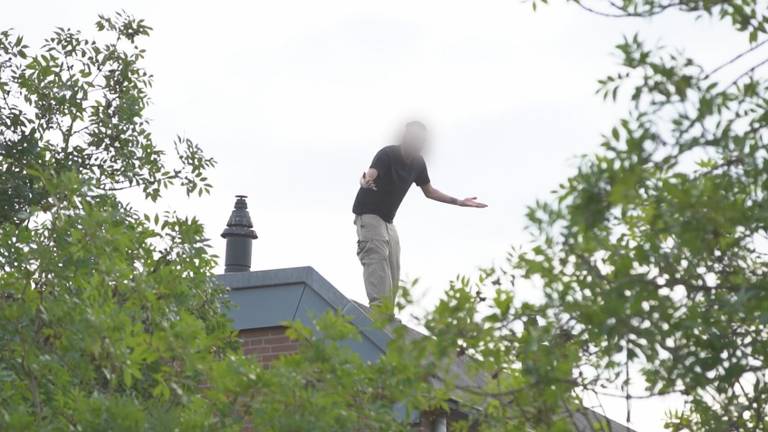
[420,183,487,208]
[360,168,378,190]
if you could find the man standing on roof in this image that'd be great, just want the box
[352,121,487,312]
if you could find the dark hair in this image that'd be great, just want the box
[404,120,427,131]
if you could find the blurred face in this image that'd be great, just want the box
[400,125,428,158]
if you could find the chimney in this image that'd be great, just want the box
[221,195,258,273]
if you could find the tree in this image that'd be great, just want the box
[517,0,768,429]
[0,13,214,225]
[0,13,248,431]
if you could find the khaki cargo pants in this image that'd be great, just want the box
[354,214,400,308]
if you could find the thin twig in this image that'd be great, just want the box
[725,57,768,89]
[708,39,768,77]
[573,0,684,18]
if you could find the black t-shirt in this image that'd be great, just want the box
[352,145,430,223]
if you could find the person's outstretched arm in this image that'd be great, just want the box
[420,183,487,208]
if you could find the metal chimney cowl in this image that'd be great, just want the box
[221,195,258,273]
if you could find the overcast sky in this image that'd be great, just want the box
[4,1,752,430]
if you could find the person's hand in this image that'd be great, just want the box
[361,172,377,190]
[458,197,487,208]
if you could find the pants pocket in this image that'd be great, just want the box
[357,240,368,257]
[356,214,388,240]
[357,239,388,264]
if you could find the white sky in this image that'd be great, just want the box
[4,1,752,430]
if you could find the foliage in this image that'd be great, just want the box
[244,276,595,432]
[244,314,420,432]
[0,13,241,431]
[520,0,768,429]
[0,12,212,226]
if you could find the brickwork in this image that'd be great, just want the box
[239,326,299,366]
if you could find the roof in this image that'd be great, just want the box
[216,266,636,432]
[217,266,390,362]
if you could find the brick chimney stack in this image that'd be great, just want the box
[221,195,258,273]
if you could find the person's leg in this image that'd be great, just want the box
[355,215,392,306]
[387,222,401,308]
[358,240,391,305]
